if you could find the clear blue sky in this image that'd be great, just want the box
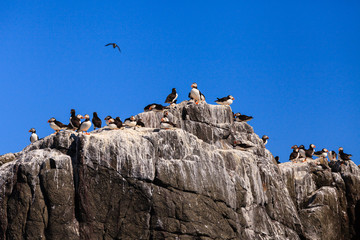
[1,1,359,164]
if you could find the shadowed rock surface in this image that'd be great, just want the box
[0,101,359,239]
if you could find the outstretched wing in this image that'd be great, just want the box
[115,45,121,52]
[105,43,115,46]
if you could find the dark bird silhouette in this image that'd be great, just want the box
[233,113,253,122]
[114,117,123,129]
[165,88,178,104]
[305,144,316,159]
[275,156,280,164]
[338,147,352,162]
[289,145,299,162]
[105,43,121,52]
[92,112,102,130]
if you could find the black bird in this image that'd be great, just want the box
[92,112,102,130]
[289,145,299,162]
[233,113,253,122]
[338,147,352,162]
[29,128,39,143]
[215,95,235,106]
[305,144,316,159]
[144,103,169,112]
[114,117,123,129]
[70,109,82,130]
[136,119,145,127]
[105,43,121,52]
[233,140,253,150]
[275,156,280,164]
[314,148,328,158]
[165,88,178,104]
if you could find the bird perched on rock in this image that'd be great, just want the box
[107,118,119,130]
[77,114,92,135]
[29,128,39,143]
[262,135,269,145]
[338,147,352,162]
[314,148,328,159]
[104,116,112,126]
[144,103,169,112]
[328,151,337,161]
[305,144,316,159]
[165,88,178,105]
[160,117,177,129]
[69,109,83,131]
[188,83,204,104]
[233,140,253,150]
[114,117,123,129]
[124,116,137,127]
[233,113,253,122]
[92,112,102,130]
[298,145,306,160]
[289,145,299,162]
[215,95,235,106]
[48,118,67,134]
[275,156,280,164]
[105,43,121,52]
[136,119,145,127]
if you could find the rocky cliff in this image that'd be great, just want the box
[0,101,359,240]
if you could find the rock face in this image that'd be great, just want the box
[0,101,359,239]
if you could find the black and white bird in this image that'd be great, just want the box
[275,156,280,164]
[29,128,39,143]
[105,43,121,52]
[328,151,337,161]
[298,145,306,160]
[305,144,316,159]
[314,148,328,159]
[107,118,118,130]
[165,88,178,104]
[77,114,92,135]
[233,140,253,150]
[262,135,269,145]
[338,147,352,162]
[188,83,202,104]
[136,119,145,127]
[124,116,137,127]
[160,117,177,129]
[233,113,253,122]
[289,145,300,162]
[92,112,102,130]
[144,103,169,112]
[70,109,83,131]
[215,95,235,106]
[48,118,68,133]
[114,117,123,129]
[104,116,112,126]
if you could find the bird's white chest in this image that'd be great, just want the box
[30,133,38,143]
[80,121,91,131]
[161,122,174,129]
[218,99,233,105]
[125,121,136,127]
[190,89,200,100]
[173,93,178,102]
[50,122,61,130]
[108,123,118,129]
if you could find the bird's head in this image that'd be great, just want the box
[29,128,36,133]
[228,95,235,100]
[77,114,84,119]
[191,83,197,88]
[48,117,56,123]
[291,145,298,149]
[310,144,316,149]
[338,147,343,151]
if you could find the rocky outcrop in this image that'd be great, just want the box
[0,101,358,239]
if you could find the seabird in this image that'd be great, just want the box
[275,156,280,164]
[338,147,352,162]
[160,117,177,129]
[233,140,253,150]
[215,95,235,106]
[328,151,337,161]
[104,115,112,126]
[298,145,306,159]
[114,117,123,129]
[69,109,83,131]
[262,135,269,145]
[105,43,121,52]
[305,144,316,159]
[289,145,300,162]
[136,119,145,127]
[233,113,253,122]
[92,112,102,130]
[29,128,39,143]
[188,83,202,104]
[165,88,178,104]
[48,117,67,133]
[124,116,137,127]
[77,114,92,135]
[314,148,328,158]
[144,103,169,112]
[107,118,118,130]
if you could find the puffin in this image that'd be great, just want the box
[104,115,112,126]
[124,116,137,127]
[188,83,202,104]
[289,145,300,162]
[69,109,83,130]
[105,43,121,52]
[114,117,123,129]
[107,118,119,130]
[29,128,39,143]
[77,114,92,135]
[92,112,102,130]
[298,145,306,159]
[215,95,235,106]
[144,103,169,112]
[48,117,67,133]
[338,147,352,162]
[136,119,145,127]
[275,156,280,164]
[233,140,253,150]
[165,88,178,104]
[305,144,316,159]
[160,117,177,129]
[328,151,337,161]
[233,113,253,122]
[262,135,269,145]
[314,148,329,158]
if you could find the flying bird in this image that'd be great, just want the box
[105,43,121,52]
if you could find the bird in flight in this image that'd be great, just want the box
[105,43,121,52]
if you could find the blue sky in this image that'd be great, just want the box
[1,1,359,164]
